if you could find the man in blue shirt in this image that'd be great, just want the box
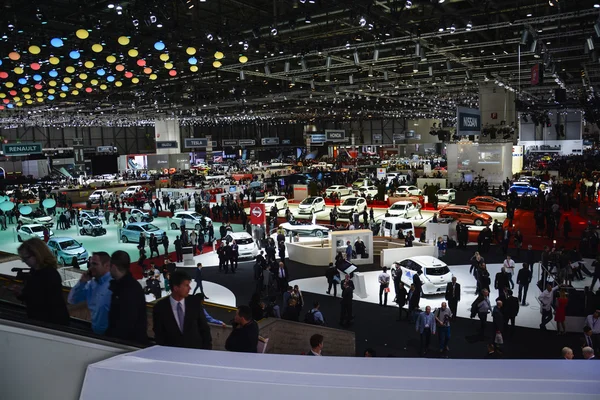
[198,293,226,327]
[68,251,113,334]
[415,305,436,356]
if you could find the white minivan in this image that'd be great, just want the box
[380,216,415,238]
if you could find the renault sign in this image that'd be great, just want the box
[457,107,481,135]
[2,143,43,156]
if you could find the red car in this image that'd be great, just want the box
[467,196,507,213]
[438,206,492,226]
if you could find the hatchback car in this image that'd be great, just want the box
[467,196,506,213]
[170,211,211,230]
[20,212,54,228]
[79,218,107,236]
[47,237,89,267]
[438,206,492,226]
[353,185,379,198]
[17,224,54,242]
[121,222,165,244]
[261,196,288,213]
[88,189,111,204]
[338,197,367,218]
[508,182,539,196]
[223,231,259,259]
[386,201,419,219]
[393,256,453,295]
[297,196,326,214]
[436,188,456,202]
[128,208,153,223]
[325,185,352,197]
[396,185,422,196]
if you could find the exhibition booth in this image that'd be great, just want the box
[446,142,513,185]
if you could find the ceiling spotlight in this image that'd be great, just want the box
[446,60,452,71]
[428,66,433,76]
[368,66,373,77]
[438,0,446,3]
[353,49,360,65]
[264,64,271,75]
[595,4,600,8]
[270,26,278,36]
[206,32,214,40]
[548,0,556,6]
[406,0,412,8]
[240,70,245,80]
[325,56,332,69]
[466,21,472,31]
[359,16,367,27]
[150,15,157,23]
[438,24,444,33]
[157,23,163,28]
[186,0,194,9]
[450,24,456,34]
[305,15,311,24]
[108,3,115,8]
[310,80,315,90]
[587,37,595,52]
[243,41,249,51]
[373,48,379,62]
[132,19,140,27]
[520,29,531,46]
[301,57,308,71]
[284,61,290,73]
[530,39,538,53]
[413,62,419,73]
[325,71,330,82]
[116,5,123,14]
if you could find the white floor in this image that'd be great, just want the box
[290,261,594,332]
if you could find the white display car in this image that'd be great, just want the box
[17,224,54,242]
[386,200,419,219]
[121,185,142,197]
[325,185,352,197]
[436,188,456,202]
[379,217,415,238]
[128,208,153,223]
[20,213,53,228]
[393,256,453,295]
[279,222,330,238]
[353,185,378,198]
[297,196,326,214]
[261,196,288,213]
[88,189,111,204]
[396,185,422,196]
[78,210,104,225]
[170,211,211,230]
[337,197,368,218]
[223,231,259,259]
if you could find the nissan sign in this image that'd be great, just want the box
[457,107,481,135]
[325,130,346,141]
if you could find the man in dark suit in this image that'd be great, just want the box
[275,261,289,293]
[225,305,259,353]
[152,270,213,350]
[582,326,600,355]
[231,240,239,273]
[395,281,407,321]
[445,276,461,321]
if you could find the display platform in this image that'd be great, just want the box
[79,346,600,400]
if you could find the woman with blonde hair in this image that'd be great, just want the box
[16,238,70,325]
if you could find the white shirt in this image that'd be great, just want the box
[538,286,558,311]
[503,259,515,274]
[585,315,600,334]
[378,272,390,285]
[169,296,186,331]
[310,350,322,356]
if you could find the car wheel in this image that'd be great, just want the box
[101,229,106,235]
[80,229,85,235]
[17,235,22,242]
[59,257,66,266]
[171,222,178,230]
[496,206,504,213]
[121,235,129,243]
[474,219,483,226]
[129,217,135,223]
[92,231,97,237]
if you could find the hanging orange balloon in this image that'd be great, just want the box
[169,70,177,76]
[9,90,17,96]
[115,64,125,72]
[30,63,41,70]
[85,87,93,93]
[8,52,20,61]
[124,71,133,78]
[34,84,42,90]
[143,67,152,74]
[136,59,146,67]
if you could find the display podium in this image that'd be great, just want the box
[425,221,457,242]
[182,246,195,267]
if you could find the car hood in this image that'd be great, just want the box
[34,216,52,222]
[61,247,86,255]
[298,203,313,208]
[338,204,358,211]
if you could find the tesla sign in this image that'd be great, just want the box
[250,203,266,225]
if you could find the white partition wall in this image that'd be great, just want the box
[80,346,599,400]
[380,243,437,268]
[330,229,373,265]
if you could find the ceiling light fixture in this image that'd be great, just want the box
[301,57,308,71]
[305,15,311,24]
[108,3,115,8]
[368,66,373,77]
[466,21,472,31]
[359,16,367,27]
[406,0,412,8]
[206,32,214,40]
[325,55,332,69]
[450,23,456,34]
[373,48,379,62]
[284,61,290,73]
[270,26,278,36]
[353,49,360,65]
[413,62,419,73]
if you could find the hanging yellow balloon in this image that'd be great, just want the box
[186,47,196,55]
[128,49,139,57]
[214,51,224,60]
[0,93,5,98]
[213,60,222,68]
[13,96,20,102]
[75,82,83,89]
[100,84,107,90]
[14,67,24,75]
[66,66,75,73]
[118,36,130,45]
[36,92,43,97]
[131,77,139,84]
[91,44,103,53]
[79,73,88,80]
[106,55,117,63]
[239,55,248,63]
[24,94,31,99]
[190,65,199,72]
[22,87,30,93]
[16,102,23,107]
[5,82,14,88]
[63,77,72,83]
[149,74,157,80]
[115,81,123,87]
[159,53,169,62]
[48,89,56,94]
[76,29,89,39]
[49,57,60,65]
[28,45,41,55]
[49,80,57,87]
[72,90,79,95]
[59,93,66,98]
[164,62,173,69]
[84,61,94,68]
[36,97,43,103]
[90,79,98,85]
[27,99,34,104]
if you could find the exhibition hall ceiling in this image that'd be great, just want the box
[0,0,599,126]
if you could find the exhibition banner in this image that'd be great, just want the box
[249,203,266,225]
[2,142,43,156]
[376,167,386,180]
[456,107,481,135]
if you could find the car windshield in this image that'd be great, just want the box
[390,204,406,210]
[189,213,202,218]
[236,238,254,245]
[343,198,358,206]
[301,197,318,204]
[59,240,80,250]
[492,197,502,202]
[438,190,448,194]
[425,266,451,275]
[262,198,275,203]
[142,224,160,232]
[92,191,103,195]
[30,226,45,233]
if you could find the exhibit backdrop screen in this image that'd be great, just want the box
[447,142,512,185]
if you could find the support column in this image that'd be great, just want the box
[154,118,181,154]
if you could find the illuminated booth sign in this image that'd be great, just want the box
[456,107,481,136]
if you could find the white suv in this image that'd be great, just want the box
[89,189,110,204]
[338,197,367,218]
[170,211,211,230]
[387,200,419,218]
[297,196,326,214]
[261,196,288,213]
[223,231,258,259]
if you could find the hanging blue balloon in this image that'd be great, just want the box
[188,57,197,65]
[69,50,80,59]
[96,68,106,76]
[0,60,3,66]
[33,74,42,81]
[61,85,68,91]
[106,75,115,82]
[154,41,165,51]
[48,95,55,100]
[18,78,27,85]
[7,104,13,108]
[49,70,58,78]
[50,38,64,48]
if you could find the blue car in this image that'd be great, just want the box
[509,182,539,196]
[47,237,89,267]
[120,222,165,244]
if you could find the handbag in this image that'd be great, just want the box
[384,287,391,293]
